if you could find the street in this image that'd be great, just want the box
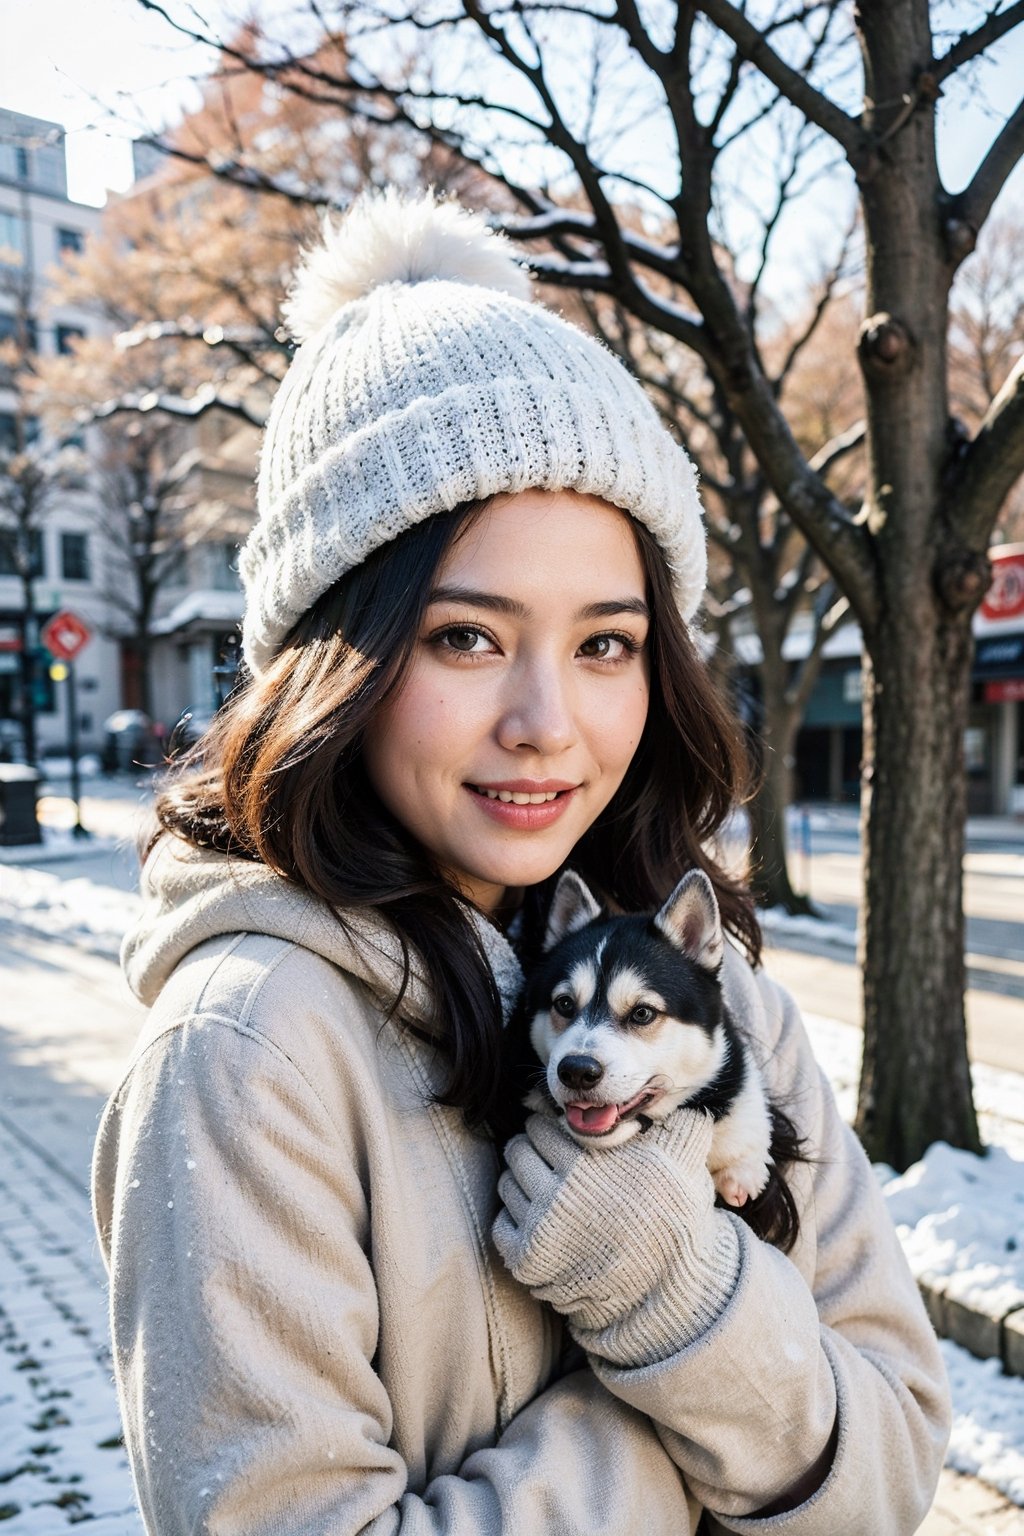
[747,808,1024,1080]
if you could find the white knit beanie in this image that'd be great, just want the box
[239,187,707,675]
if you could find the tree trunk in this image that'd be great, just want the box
[855,623,982,1166]
[18,573,38,768]
[746,693,814,915]
[851,1,983,1168]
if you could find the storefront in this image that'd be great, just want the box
[971,544,1024,816]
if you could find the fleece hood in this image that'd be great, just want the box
[122,833,524,1025]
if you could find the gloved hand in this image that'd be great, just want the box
[493,1109,742,1367]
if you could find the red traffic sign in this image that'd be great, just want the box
[981,547,1024,623]
[41,609,93,662]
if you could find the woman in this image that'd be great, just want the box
[93,189,950,1534]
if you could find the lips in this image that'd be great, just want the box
[466,780,578,828]
[564,1087,658,1137]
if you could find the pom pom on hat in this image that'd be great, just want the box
[283,186,532,342]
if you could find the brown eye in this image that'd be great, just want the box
[628,1004,656,1026]
[552,994,576,1018]
[444,627,484,652]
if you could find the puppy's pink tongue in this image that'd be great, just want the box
[566,1103,618,1135]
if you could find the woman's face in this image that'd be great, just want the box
[362,489,650,915]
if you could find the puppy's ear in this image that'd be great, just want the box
[544,870,602,951]
[654,870,724,972]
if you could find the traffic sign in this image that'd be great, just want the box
[41,609,93,662]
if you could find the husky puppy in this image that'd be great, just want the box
[520,868,773,1208]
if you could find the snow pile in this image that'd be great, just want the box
[941,1340,1024,1504]
[0,863,142,958]
[882,1142,1024,1318]
[761,906,856,948]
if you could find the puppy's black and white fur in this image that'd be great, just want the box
[519,868,772,1207]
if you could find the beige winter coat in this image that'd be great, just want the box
[93,835,951,1534]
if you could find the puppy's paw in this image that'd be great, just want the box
[713,1159,771,1207]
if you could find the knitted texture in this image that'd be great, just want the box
[239,189,707,675]
[493,1110,742,1368]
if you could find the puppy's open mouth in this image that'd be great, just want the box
[564,1087,658,1137]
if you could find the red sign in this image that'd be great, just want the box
[985,679,1024,705]
[982,546,1024,622]
[41,609,93,662]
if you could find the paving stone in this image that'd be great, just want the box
[933,1467,1016,1521]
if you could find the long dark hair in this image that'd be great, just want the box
[154,499,762,1129]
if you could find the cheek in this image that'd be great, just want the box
[587,675,649,768]
[657,1024,721,1086]
[364,670,461,788]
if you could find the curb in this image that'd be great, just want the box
[919,1277,1024,1377]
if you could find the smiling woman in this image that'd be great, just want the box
[92,188,950,1536]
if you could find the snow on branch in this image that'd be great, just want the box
[81,384,266,431]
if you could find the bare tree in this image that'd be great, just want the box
[129,0,1024,1167]
[90,416,246,719]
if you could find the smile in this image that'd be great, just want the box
[472,786,561,804]
[562,1086,659,1137]
[465,782,578,828]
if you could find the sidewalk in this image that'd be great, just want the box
[0,1108,140,1532]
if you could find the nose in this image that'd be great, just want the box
[496,656,576,755]
[557,1054,604,1091]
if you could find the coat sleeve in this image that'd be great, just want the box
[92,1012,693,1536]
[582,966,952,1535]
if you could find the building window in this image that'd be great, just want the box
[0,527,45,578]
[0,313,38,381]
[55,324,85,355]
[0,211,25,263]
[209,541,239,591]
[0,312,38,351]
[0,412,40,452]
[60,531,90,582]
[56,227,83,256]
[15,147,29,180]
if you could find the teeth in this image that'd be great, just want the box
[478,787,560,804]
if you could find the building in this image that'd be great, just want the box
[737,544,1024,817]
[0,108,120,758]
[143,411,259,733]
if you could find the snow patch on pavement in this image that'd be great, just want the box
[0,865,142,959]
[942,1340,1024,1505]
[883,1143,1024,1318]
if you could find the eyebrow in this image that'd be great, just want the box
[428,585,650,622]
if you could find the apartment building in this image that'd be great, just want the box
[0,107,120,757]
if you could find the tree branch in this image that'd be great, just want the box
[807,419,866,477]
[953,92,1024,251]
[81,385,265,431]
[932,1,1024,86]
[696,0,864,159]
[950,353,1024,546]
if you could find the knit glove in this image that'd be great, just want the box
[493,1110,742,1368]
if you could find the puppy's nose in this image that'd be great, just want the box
[557,1054,604,1090]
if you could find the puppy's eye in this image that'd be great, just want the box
[628,1003,657,1026]
[551,994,576,1018]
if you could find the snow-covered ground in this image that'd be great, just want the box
[1,805,1023,1513]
